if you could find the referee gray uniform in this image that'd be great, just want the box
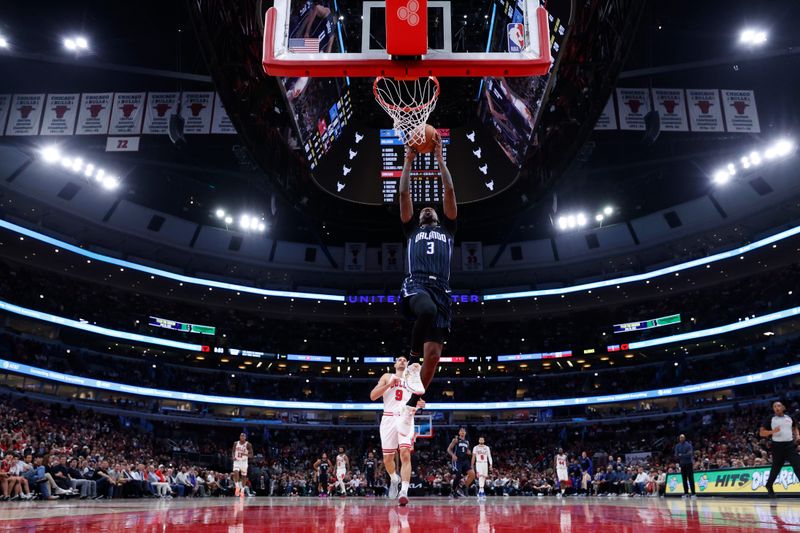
[763,412,800,495]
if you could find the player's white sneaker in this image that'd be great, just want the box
[398,490,409,506]
[389,476,401,499]
[403,363,425,395]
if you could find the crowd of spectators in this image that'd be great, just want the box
[0,258,797,361]
[1,393,791,502]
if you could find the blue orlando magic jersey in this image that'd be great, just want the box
[402,217,457,281]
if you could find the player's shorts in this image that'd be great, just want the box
[400,275,453,335]
[557,469,569,482]
[336,468,346,481]
[476,463,489,477]
[319,473,328,486]
[365,470,376,487]
[453,459,472,475]
[380,412,415,454]
[233,460,248,475]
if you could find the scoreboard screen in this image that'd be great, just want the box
[614,314,681,333]
[380,129,450,204]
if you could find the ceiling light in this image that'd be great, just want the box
[84,164,95,177]
[215,209,225,219]
[595,214,604,222]
[101,176,119,190]
[224,216,233,225]
[64,38,77,51]
[95,169,105,181]
[740,28,767,46]
[603,206,613,216]
[576,213,587,227]
[75,36,89,49]
[749,151,761,166]
[71,158,83,172]
[726,163,736,175]
[567,215,576,229]
[40,146,61,164]
[258,223,266,232]
[60,157,72,168]
[774,139,794,157]
[0,37,8,49]
[249,218,259,231]
[557,216,568,230]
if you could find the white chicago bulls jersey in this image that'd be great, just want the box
[336,455,347,470]
[382,374,412,414]
[556,454,567,470]
[234,441,249,461]
[473,445,492,465]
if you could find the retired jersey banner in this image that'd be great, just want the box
[616,88,650,131]
[180,92,214,134]
[76,93,112,135]
[722,90,760,133]
[143,92,179,134]
[40,94,79,136]
[666,466,800,497]
[381,243,402,272]
[211,93,237,134]
[651,88,688,132]
[5,94,45,136]
[0,95,14,136]
[687,89,724,132]
[344,243,367,272]
[461,242,484,272]
[105,136,140,152]
[594,97,617,130]
[109,92,145,135]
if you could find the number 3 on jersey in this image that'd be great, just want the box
[426,242,435,255]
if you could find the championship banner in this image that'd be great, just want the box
[0,95,10,135]
[686,89,724,132]
[651,88,688,132]
[666,466,800,497]
[143,92,180,134]
[211,93,237,134]
[75,93,113,135]
[40,94,79,136]
[721,89,761,133]
[381,243,402,272]
[180,92,214,134]
[109,92,145,135]
[461,242,484,272]
[344,243,367,272]
[616,88,650,131]
[594,97,617,130]
[5,94,45,136]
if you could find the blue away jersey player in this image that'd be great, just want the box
[396,131,457,405]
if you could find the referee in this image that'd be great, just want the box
[759,401,800,497]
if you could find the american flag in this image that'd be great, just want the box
[288,38,321,53]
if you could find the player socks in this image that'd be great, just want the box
[479,477,485,490]
[401,481,410,493]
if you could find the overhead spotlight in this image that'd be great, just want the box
[75,36,89,49]
[101,176,119,190]
[338,15,344,21]
[64,38,77,51]
[726,163,736,175]
[0,36,9,49]
[740,28,767,46]
[774,139,794,157]
[749,151,762,166]
[740,156,751,169]
[603,206,613,216]
[576,212,588,227]
[713,170,730,185]
[567,215,576,229]
[84,164,95,178]
[71,158,83,173]
[95,169,105,182]
[215,208,225,219]
[249,218,259,231]
[60,157,72,168]
[595,214,604,222]
[557,216,568,230]
[224,216,233,225]
[239,214,251,230]
[258,223,266,232]
[40,146,61,164]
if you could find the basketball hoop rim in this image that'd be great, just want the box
[373,76,441,114]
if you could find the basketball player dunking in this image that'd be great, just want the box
[397,136,457,410]
[232,433,253,498]
[370,356,426,506]
[334,447,350,497]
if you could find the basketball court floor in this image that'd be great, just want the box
[1,497,799,532]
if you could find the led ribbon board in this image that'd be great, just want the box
[2,357,798,411]
[149,316,216,336]
[613,314,681,334]
[0,218,343,302]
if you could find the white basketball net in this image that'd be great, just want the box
[373,76,440,146]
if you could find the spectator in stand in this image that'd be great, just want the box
[633,467,649,496]
[67,458,97,499]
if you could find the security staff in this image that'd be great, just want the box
[674,434,696,498]
[759,401,800,497]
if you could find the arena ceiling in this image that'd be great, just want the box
[0,0,798,247]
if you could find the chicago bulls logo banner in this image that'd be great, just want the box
[143,92,180,134]
[211,93,237,134]
[41,94,79,136]
[615,88,650,131]
[722,89,760,133]
[686,89,724,132]
[76,93,113,135]
[651,88,688,132]
[180,92,214,134]
[5,94,45,136]
[109,93,145,135]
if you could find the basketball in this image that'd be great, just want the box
[407,124,439,154]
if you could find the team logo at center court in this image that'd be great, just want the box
[397,0,420,27]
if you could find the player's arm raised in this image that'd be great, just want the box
[435,136,457,221]
[399,147,416,224]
